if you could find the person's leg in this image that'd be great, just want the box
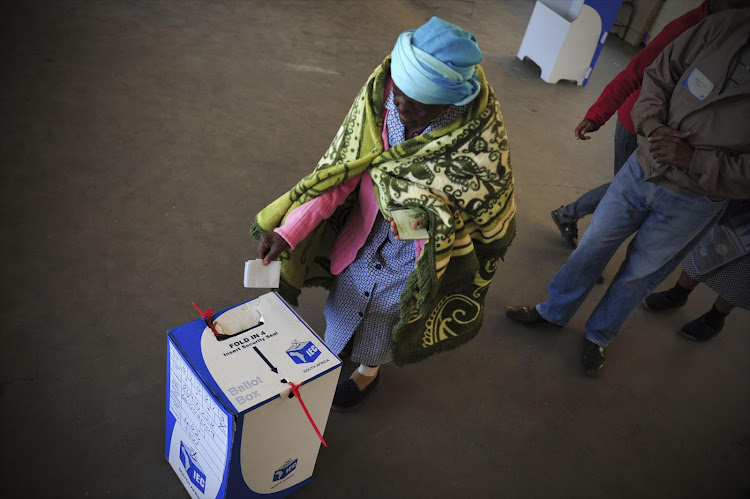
[643,269,698,310]
[714,295,735,314]
[554,189,598,248]
[678,271,699,290]
[554,120,638,247]
[332,215,413,410]
[680,295,735,341]
[558,183,610,223]
[350,364,379,390]
[613,119,638,175]
[584,190,727,348]
[537,153,650,325]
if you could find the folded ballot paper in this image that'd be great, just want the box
[244,259,281,289]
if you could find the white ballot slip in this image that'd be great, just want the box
[244,259,281,289]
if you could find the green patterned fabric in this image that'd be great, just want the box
[251,56,515,366]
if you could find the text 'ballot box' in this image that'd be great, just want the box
[165,292,342,498]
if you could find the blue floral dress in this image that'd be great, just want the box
[323,88,468,365]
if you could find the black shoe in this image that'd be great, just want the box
[582,339,605,377]
[551,207,578,249]
[505,305,550,324]
[332,372,380,411]
[643,290,688,311]
[679,314,723,342]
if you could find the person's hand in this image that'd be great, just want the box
[648,126,694,171]
[388,215,427,241]
[574,119,599,140]
[257,232,290,265]
[388,217,402,240]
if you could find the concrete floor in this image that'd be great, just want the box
[1,1,748,498]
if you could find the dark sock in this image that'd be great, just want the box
[666,282,693,303]
[703,305,728,330]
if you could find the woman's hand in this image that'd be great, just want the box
[388,214,427,241]
[257,232,290,265]
[388,217,401,240]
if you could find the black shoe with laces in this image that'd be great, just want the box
[551,207,579,249]
[582,339,605,377]
[505,305,551,325]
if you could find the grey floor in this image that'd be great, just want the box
[2,1,748,498]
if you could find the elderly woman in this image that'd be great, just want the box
[253,17,515,410]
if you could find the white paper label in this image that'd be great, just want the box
[169,343,229,498]
[682,68,714,100]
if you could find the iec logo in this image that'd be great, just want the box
[180,441,207,493]
[286,340,321,364]
[273,458,298,482]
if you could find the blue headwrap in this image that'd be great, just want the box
[391,17,482,106]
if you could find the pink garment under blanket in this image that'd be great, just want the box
[274,78,424,274]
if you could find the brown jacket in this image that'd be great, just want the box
[632,9,750,199]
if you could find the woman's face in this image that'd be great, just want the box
[392,84,448,129]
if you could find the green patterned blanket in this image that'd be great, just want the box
[251,56,515,366]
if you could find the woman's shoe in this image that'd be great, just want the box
[331,372,380,411]
[643,289,688,311]
[679,314,723,342]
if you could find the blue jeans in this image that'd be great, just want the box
[537,152,728,347]
[560,120,639,223]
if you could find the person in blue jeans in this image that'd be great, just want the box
[506,10,750,377]
[550,1,747,249]
[551,121,637,248]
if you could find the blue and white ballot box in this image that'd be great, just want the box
[166,292,342,498]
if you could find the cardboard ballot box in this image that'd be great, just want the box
[165,292,342,498]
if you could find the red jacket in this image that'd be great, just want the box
[584,1,708,135]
